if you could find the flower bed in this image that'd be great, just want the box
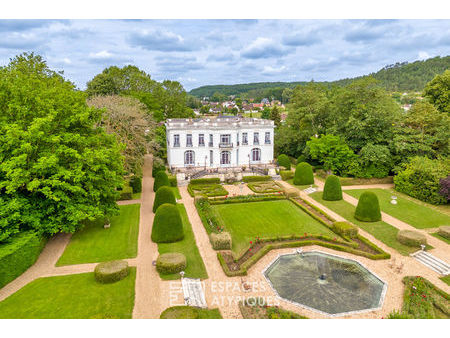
[187,183,228,197]
[247,181,284,194]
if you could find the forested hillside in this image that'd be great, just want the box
[189,56,450,99]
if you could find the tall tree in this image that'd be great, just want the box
[0,53,124,242]
[423,69,450,114]
[270,105,281,126]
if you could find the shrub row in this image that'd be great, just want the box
[289,198,335,224]
[168,175,177,187]
[209,194,285,205]
[242,175,271,183]
[129,176,142,193]
[0,232,47,289]
[438,226,450,239]
[210,232,232,250]
[397,230,427,247]
[195,198,221,234]
[279,170,294,181]
[154,171,170,192]
[190,177,220,185]
[332,222,358,238]
[94,260,129,284]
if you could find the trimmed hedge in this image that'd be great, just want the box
[151,203,184,243]
[280,170,294,181]
[210,232,232,250]
[153,171,170,192]
[242,175,271,183]
[277,154,291,170]
[332,222,358,238]
[129,176,142,193]
[94,260,129,284]
[156,252,186,274]
[168,175,177,187]
[354,191,381,222]
[294,162,314,185]
[322,175,342,201]
[297,155,306,165]
[397,230,427,247]
[153,186,176,213]
[188,183,228,197]
[0,232,47,289]
[118,184,133,200]
[190,177,220,184]
[152,158,166,177]
[438,226,450,239]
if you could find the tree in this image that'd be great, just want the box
[270,106,281,126]
[199,105,211,115]
[423,69,449,113]
[261,107,271,119]
[87,95,156,176]
[0,53,124,242]
[277,154,291,170]
[439,176,450,201]
[349,144,393,178]
[305,135,355,175]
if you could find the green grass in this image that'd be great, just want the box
[310,192,422,255]
[345,189,450,229]
[157,204,208,280]
[171,186,182,199]
[432,233,450,244]
[132,192,141,200]
[0,269,136,319]
[56,204,140,266]
[440,275,450,286]
[212,200,336,255]
[160,306,222,319]
[286,179,317,190]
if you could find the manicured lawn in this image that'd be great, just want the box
[132,192,141,200]
[0,269,136,319]
[157,204,208,280]
[310,192,422,255]
[171,186,182,199]
[212,200,336,255]
[160,306,222,319]
[56,204,140,266]
[345,189,450,229]
[432,233,450,245]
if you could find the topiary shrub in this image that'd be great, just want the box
[129,176,142,193]
[297,155,306,165]
[332,222,358,238]
[280,170,294,181]
[94,260,129,284]
[118,184,133,200]
[294,162,314,185]
[322,175,342,201]
[210,232,232,250]
[153,186,176,212]
[277,154,291,170]
[151,204,184,243]
[354,191,381,222]
[438,226,450,239]
[153,171,170,192]
[152,158,166,177]
[397,230,427,247]
[284,187,300,198]
[190,177,220,184]
[156,252,187,274]
[242,175,271,183]
[168,175,177,187]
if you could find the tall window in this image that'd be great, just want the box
[210,150,213,165]
[186,134,192,147]
[184,150,195,165]
[220,134,231,145]
[265,132,271,144]
[251,148,261,162]
[242,132,248,145]
[220,151,231,165]
[199,134,205,146]
[173,134,180,147]
[209,134,213,147]
[254,132,259,145]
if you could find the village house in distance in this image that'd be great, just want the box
[165,117,277,182]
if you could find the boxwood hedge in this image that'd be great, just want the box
[277,154,291,170]
[153,186,176,212]
[354,191,381,222]
[153,171,170,192]
[151,204,184,243]
[294,162,314,185]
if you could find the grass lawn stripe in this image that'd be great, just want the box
[345,188,450,229]
[56,204,140,266]
[157,204,208,280]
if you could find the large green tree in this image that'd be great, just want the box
[423,69,449,114]
[0,53,124,242]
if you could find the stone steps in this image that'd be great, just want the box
[303,187,317,194]
[411,251,450,275]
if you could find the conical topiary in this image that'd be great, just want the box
[297,155,306,164]
[322,175,342,201]
[151,204,184,243]
[294,162,314,185]
[153,186,176,212]
[354,191,381,222]
[153,171,170,192]
[277,154,291,170]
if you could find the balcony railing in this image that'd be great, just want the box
[219,142,233,148]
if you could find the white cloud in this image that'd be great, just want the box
[63,57,72,64]
[89,50,112,59]
[418,51,430,60]
[261,65,286,75]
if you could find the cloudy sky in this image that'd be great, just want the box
[0,19,449,91]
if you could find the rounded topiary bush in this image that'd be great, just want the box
[153,186,176,212]
[156,253,187,274]
[438,226,450,239]
[153,171,170,192]
[129,176,142,193]
[151,203,184,243]
[397,230,427,247]
[354,191,381,222]
[277,154,291,170]
[160,306,200,319]
[94,260,129,284]
[297,155,306,164]
[294,162,314,185]
[210,232,232,250]
[322,175,342,201]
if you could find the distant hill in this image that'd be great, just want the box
[189,56,450,98]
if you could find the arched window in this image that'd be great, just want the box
[220,151,231,165]
[184,150,195,166]
[251,148,261,162]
